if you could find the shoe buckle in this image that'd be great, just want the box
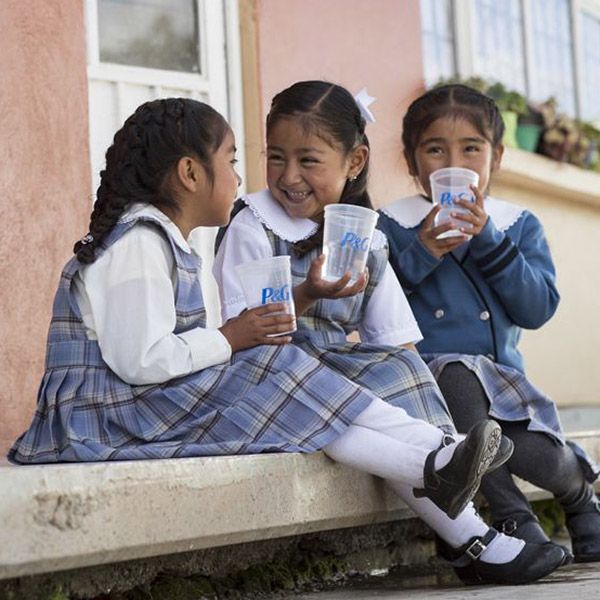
[465,539,487,561]
[502,518,518,535]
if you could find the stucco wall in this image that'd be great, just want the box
[252,0,423,205]
[0,1,90,455]
[494,153,600,406]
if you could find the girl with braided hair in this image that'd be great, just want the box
[378,83,600,567]
[214,81,565,583]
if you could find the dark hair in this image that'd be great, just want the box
[266,80,371,255]
[402,84,504,173]
[74,98,229,263]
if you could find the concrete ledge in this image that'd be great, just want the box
[1,431,599,581]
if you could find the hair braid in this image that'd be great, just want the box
[74,98,229,263]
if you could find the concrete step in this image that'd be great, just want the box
[1,430,599,581]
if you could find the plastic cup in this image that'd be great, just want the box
[429,167,480,239]
[234,256,296,336]
[322,204,379,283]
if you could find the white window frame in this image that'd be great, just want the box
[434,0,600,119]
[84,0,246,189]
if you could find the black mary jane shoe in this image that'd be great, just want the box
[413,420,503,519]
[436,528,566,585]
[566,497,600,563]
[493,512,573,565]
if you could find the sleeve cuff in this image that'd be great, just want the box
[179,327,232,370]
[360,325,423,347]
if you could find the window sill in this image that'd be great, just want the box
[495,147,600,208]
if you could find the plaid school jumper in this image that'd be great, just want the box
[263,229,455,435]
[8,216,379,463]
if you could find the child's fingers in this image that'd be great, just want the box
[261,335,292,345]
[429,221,457,239]
[469,183,485,208]
[337,271,368,296]
[422,205,440,230]
[329,272,352,291]
[308,254,326,277]
[251,303,289,316]
[258,314,296,330]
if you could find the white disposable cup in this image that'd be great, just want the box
[429,167,480,239]
[322,204,379,283]
[234,256,296,336]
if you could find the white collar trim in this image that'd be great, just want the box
[380,194,525,232]
[242,189,387,250]
[242,189,321,242]
[120,203,191,252]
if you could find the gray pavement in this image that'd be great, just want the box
[295,562,600,599]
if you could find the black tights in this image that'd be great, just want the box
[437,363,593,521]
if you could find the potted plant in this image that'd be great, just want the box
[486,82,527,148]
[516,102,545,153]
[537,98,580,163]
[580,122,600,171]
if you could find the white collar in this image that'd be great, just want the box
[242,189,387,250]
[380,194,525,232]
[120,203,192,253]
[241,189,319,242]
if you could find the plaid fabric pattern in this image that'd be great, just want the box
[9,217,376,463]
[424,353,600,481]
[265,230,454,434]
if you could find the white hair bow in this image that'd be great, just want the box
[354,88,376,124]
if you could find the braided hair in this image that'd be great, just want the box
[266,81,372,256]
[74,98,229,263]
[402,84,504,175]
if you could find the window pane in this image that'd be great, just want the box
[472,0,526,93]
[98,0,200,73]
[529,0,576,115]
[420,0,456,86]
[580,11,600,122]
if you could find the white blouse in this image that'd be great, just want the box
[213,190,423,347]
[73,204,231,385]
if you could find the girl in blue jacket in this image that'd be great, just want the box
[378,84,600,563]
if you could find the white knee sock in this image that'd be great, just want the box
[351,398,445,449]
[323,423,430,486]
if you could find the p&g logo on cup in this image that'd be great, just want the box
[340,231,370,251]
[261,284,291,305]
[439,191,475,206]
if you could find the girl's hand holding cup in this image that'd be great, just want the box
[219,304,294,352]
[452,183,489,238]
[418,206,470,259]
[293,254,368,315]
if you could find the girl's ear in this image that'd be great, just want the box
[348,144,369,179]
[175,156,206,192]
[404,149,418,176]
[491,143,504,173]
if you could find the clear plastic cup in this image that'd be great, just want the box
[322,204,379,284]
[234,256,296,336]
[429,167,480,239]
[322,204,379,283]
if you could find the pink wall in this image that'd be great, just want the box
[0,1,90,455]
[254,0,425,205]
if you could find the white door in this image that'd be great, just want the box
[84,0,244,324]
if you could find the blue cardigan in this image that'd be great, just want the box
[377,195,560,373]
